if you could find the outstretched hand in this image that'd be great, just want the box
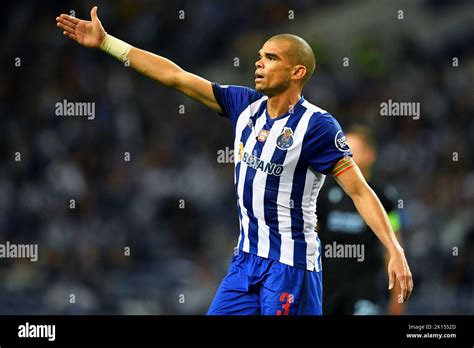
[56,6,106,48]
[388,248,414,303]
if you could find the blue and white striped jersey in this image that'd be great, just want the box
[213,83,352,271]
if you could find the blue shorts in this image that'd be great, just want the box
[207,250,322,315]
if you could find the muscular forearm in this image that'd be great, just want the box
[335,165,413,301]
[127,47,185,87]
[351,186,402,255]
[56,9,220,111]
[99,35,219,111]
[99,34,187,88]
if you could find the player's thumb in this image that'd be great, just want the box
[91,6,99,21]
[388,271,395,290]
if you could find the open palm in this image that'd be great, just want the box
[56,6,106,49]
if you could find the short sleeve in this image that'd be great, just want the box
[212,83,264,127]
[306,113,353,175]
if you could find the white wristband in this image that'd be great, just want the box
[100,34,132,63]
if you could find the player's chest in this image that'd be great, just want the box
[235,117,307,174]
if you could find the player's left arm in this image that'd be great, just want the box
[332,158,414,303]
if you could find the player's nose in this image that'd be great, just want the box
[255,59,263,69]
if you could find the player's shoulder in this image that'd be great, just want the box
[302,100,341,133]
[214,83,265,100]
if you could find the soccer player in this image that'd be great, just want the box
[318,125,405,315]
[56,6,413,315]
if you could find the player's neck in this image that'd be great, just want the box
[267,91,301,119]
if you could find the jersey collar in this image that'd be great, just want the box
[265,96,305,125]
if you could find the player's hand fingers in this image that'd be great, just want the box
[397,274,408,302]
[57,22,74,34]
[63,31,77,41]
[388,270,395,290]
[406,271,414,300]
[57,22,75,35]
[90,6,99,21]
[56,18,76,32]
[59,14,79,24]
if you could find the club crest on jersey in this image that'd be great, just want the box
[257,129,269,142]
[334,130,351,153]
[276,127,294,150]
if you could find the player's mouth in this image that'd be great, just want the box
[255,72,264,81]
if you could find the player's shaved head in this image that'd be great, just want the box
[267,34,316,85]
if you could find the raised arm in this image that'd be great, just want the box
[332,158,414,303]
[56,6,222,112]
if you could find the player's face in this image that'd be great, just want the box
[255,40,294,96]
[346,134,376,170]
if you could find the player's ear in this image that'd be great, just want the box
[292,65,307,81]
